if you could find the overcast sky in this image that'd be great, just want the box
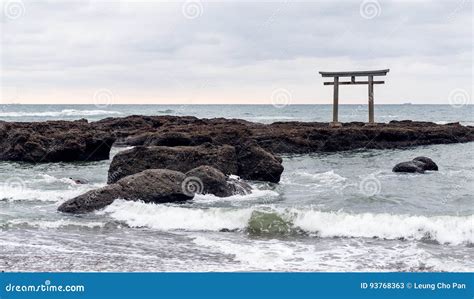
[0,0,472,104]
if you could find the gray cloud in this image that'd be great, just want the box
[0,0,472,104]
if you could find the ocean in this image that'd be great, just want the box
[0,104,473,272]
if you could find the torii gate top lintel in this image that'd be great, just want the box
[319,69,389,126]
[319,69,389,77]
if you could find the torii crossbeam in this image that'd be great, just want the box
[319,69,389,126]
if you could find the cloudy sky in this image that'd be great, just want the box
[0,0,472,104]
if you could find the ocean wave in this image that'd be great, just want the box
[193,189,279,204]
[101,200,253,231]
[295,170,347,184]
[0,109,122,117]
[102,200,473,245]
[0,175,104,202]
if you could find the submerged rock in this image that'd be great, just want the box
[392,156,439,173]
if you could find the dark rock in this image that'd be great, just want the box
[108,144,239,184]
[58,184,124,213]
[58,169,193,214]
[392,161,426,173]
[184,165,252,197]
[69,178,88,184]
[392,156,438,173]
[0,120,115,162]
[413,156,438,171]
[3,115,473,163]
[235,141,284,183]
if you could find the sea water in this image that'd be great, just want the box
[0,104,473,271]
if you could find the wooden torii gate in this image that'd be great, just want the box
[319,69,389,126]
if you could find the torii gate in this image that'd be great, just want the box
[319,69,389,126]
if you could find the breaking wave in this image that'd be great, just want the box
[103,200,473,245]
[0,109,122,117]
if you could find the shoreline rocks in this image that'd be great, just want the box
[0,119,115,163]
[1,116,473,163]
[392,156,439,173]
[59,166,251,214]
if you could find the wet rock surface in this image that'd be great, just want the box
[2,116,473,163]
[58,166,252,214]
[0,119,115,162]
[393,156,439,173]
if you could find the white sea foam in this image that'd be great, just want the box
[193,189,279,204]
[102,200,253,231]
[296,170,347,183]
[103,200,473,245]
[0,109,122,117]
[192,235,473,272]
[5,219,105,229]
[292,209,474,245]
[39,174,78,185]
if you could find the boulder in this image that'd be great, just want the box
[413,156,438,171]
[185,165,252,197]
[392,161,426,173]
[108,144,238,184]
[235,141,284,183]
[392,156,439,173]
[58,184,124,213]
[58,169,193,214]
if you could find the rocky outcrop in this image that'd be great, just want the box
[185,165,251,197]
[58,169,192,213]
[393,156,439,173]
[58,166,253,213]
[2,116,473,163]
[94,116,473,154]
[108,143,284,184]
[0,119,115,162]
